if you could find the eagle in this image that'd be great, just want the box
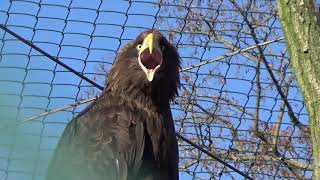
[46,30,180,180]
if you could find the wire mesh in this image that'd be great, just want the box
[0,0,315,179]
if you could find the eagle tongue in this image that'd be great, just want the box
[140,49,162,69]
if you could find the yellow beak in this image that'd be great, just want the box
[139,33,154,55]
[138,33,163,82]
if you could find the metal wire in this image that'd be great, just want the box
[0,15,255,180]
[0,0,312,179]
[0,24,104,90]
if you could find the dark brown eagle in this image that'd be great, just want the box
[46,30,180,180]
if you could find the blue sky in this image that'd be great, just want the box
[0,0,311,180]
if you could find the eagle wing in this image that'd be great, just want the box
[46,95,146,180]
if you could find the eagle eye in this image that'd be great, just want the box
[136,44,142,50]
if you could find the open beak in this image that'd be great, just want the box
[138,33,163,82]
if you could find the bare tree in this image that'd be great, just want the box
[152,0,313,179]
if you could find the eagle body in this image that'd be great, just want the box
[46,30,180,180]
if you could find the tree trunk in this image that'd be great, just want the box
[277,0,320,178]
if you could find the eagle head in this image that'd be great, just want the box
[106,30,180,102]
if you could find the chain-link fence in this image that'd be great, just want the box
[0,0,315,179]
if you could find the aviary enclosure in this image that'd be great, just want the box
[0,0,314,179]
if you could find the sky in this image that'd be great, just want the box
[0,0,311,180]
